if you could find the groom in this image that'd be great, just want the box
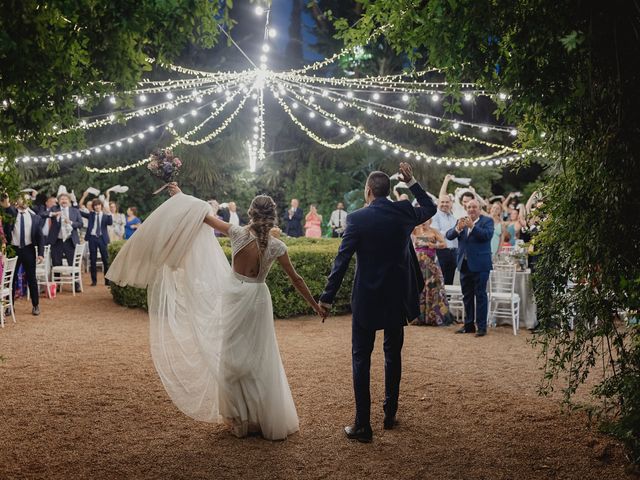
[319,162,437,443]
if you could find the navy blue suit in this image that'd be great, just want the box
[283,208,303,237]
[320,181,437,428]
[3,207,45,307]
[81,211,112,284]
[446,215,494,332]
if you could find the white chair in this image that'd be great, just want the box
[445,284,465,323]
[52,243,86,295]
[489,266,520,335]
[1,256,18,327]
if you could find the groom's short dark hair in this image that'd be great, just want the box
[367,171,391,198]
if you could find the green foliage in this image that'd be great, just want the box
[0,0,233,196]
[107,237,353,318]
[336,0,640,463]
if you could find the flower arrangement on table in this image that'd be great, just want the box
[147,148,182,194]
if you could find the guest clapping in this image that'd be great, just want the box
[446,199,494,337]
[124,207,141,240]
[304,205,322,238]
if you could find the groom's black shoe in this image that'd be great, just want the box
[383,414,397,430]
[344,424,373,443]
[455,325,476,334]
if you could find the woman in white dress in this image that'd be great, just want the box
[106,183,323,440]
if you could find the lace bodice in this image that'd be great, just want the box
[228,225,287,283]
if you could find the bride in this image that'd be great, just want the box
[106,183,323,440]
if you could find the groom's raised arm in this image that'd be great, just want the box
[319,216,358,307]
[407,178,437,224]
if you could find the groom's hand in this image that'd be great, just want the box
[398,162,413,183]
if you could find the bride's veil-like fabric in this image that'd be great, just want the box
[107,193,233,422]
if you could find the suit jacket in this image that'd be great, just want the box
[319,182,437,330]
[284,208,303,237]
[446,215,494,272]
[43,205,83,245]
[81,211,112,243]
[219,208,245,226]
[3,206,45,256]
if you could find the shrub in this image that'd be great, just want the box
[107,237,353,318]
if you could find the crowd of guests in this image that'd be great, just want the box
[410,174,543,335]
[1,186,141,317]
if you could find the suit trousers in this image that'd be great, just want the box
[436,248,457,285]
[460,260,490,331]
[88,236,109,283]
[14,244,39,307]
[352,322,404,428]
[51,238,76,267]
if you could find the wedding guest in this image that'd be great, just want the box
[124,207,141,240]
[411,219,452,326]
[431,194,458,285]
[107,201,126,241]
[2,194,45,315]
[79,194,112,286]
[489,202,504,256]
[304,205,322,238]
[0,213,6,282]
[39,196,58,244]
[505,208,522,246]
[447,199,494,337]
[499,231,513,252]
[220,201,243,227]
[46,190,83,270]
[283,198,303,237]
[329,202,347,238]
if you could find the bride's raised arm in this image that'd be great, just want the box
[167,182,232,235]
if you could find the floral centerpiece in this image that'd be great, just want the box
[147,148,182,194]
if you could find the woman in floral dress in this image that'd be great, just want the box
[411,219,452,326]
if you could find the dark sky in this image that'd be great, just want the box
[267,0,324,62]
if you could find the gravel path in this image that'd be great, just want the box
[0,278,633,479]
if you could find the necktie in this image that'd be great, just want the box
[338,211,342,228]
[19,212,26,248]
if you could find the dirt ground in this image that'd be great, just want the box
[0,275,635,480]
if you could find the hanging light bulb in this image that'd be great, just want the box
[292,102,299,109]
[452,122,460,130]
[109,96,116,104]
[463,93,473,102]
[510,128,518,136]
[401,94,409,102]
[309,112,316,119]
[431,93,440,102]
[337,102,344,109]
[324,120,332,127]
[139,94,147,102]
[366,107,373,115]
[255,6,264,15]
[268,28,277,38]
[262,44,270,53]
[340,127,347,134]
[166,92,174,100]
[372,93,380,101]
[481,126,489,133]
[367,139,374,145]
[346,91,354,98]
[423,118,431,125]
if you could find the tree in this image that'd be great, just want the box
[335,0,640,462]
[0,0,234,197]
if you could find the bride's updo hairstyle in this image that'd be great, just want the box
[248,195,278,252]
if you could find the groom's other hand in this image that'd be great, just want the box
[398,162,413,183]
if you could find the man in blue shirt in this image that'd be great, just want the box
[431,194,458,285]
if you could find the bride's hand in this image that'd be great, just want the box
[167,182,182,196]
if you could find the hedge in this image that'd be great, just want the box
[107,236,354,318]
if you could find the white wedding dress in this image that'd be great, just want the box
[106,193,299,440]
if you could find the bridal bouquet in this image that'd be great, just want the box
[147,148,182,194]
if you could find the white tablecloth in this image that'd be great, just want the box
[452,270,537,329]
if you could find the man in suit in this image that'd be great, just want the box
[79,195,112,286]
[219,201,244,227]
[39,196,58,244]
[45,192,83,271]
[446,199,494,337]
[2,195,45,315]
[283,198,303,237]
[318,162,437,443]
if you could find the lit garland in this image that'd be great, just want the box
[275,91,361,150]
[170,93,249,146]
[166,91,242,140]
[257,87,266,161]
[279,92,516,165]
[283,82,518,151]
